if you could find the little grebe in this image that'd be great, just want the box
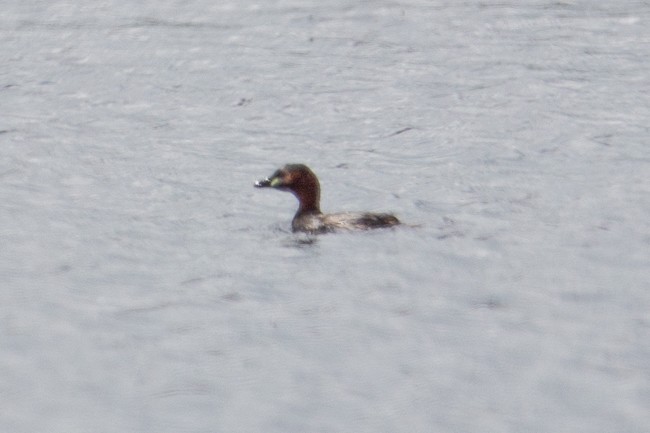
[255,164,400,234]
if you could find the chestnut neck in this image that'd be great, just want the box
[291,174,321,215]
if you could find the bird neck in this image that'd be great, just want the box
[294,177,321,215]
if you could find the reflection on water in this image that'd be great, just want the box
[283,236,319,248]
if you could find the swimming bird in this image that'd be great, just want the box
[255,164,400,234]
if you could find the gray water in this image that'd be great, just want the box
[1,1,649,432]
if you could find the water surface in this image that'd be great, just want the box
[1,1,649,432]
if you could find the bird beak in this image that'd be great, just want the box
[255,174,284,188]
[254,177,272,188]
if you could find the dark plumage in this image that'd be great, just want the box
[255,164,400,234]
